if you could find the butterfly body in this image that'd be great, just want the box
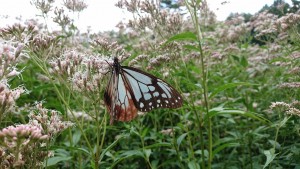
[104,57,182,124]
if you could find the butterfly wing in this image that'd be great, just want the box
[121,66,183,112]
[104,68,138,124]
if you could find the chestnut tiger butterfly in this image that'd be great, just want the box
[104,57,183,124]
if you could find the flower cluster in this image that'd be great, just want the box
[116,0,184,36]
[63,0,88,12]
[214,15,252,43]
[0,124,49,168]
[0,102,72,168]
[0,23,38,42]
[0,82,26,119]
[28,33,60,57]
[49,50,109,93]
[252,11,278,38]
[278,82,300,88]
[0,43,25,80]
[160,128,174,136]
[53,7,72,29]
[67,110,93,121]
[92,38,130,59]
[28,103,74,137]
[276,13,300,31]
[31,0,55,15]
[270,101,300,117]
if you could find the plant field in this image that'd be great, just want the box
[0,0,300,168]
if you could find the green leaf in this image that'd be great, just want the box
[209,82,258,99]
[164,32,197,45]
[268,140,281,149]
[99,134,125,162]
[177,133,188,147]
[263,148,277,169]
[72,130,81,145]
[144,149,152,159]
[121,150,144,158]
[144,142,172,149]
[45,156,72,167]
[196,0,202,6]
[240,56,248,67]
[278,116,289,128]
[183,44,200,52]
[212,142,240,157]
[207,107,269,123]
[188,161,200,169]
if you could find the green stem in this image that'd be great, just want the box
[185,0,211,168]
[168,112,185,169]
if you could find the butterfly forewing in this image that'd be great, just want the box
[122,66,183,112]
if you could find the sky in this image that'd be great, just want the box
[0,0,292,33]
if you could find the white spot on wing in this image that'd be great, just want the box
[144,93,151,100]
[140,83,149,93]
[149,86,155,91]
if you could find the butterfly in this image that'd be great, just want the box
[104,57,183,124]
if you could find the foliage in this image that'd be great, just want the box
[0,0,300,169]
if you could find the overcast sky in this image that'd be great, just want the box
[0,0,292,32]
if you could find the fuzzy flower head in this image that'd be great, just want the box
[0,124,48,142]
[0,81,26,118]
[63,0,88,12]
[270,101,300,118]
[0,43,25,80]
[160,128,174,136]
[28,103,74,137]
[67,110,93,121]
[276,13,300,32]
[0,124,49,168]
[0,23,38,42]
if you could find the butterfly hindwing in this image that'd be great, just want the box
[122,66,183,112]
[104,67,138,124]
